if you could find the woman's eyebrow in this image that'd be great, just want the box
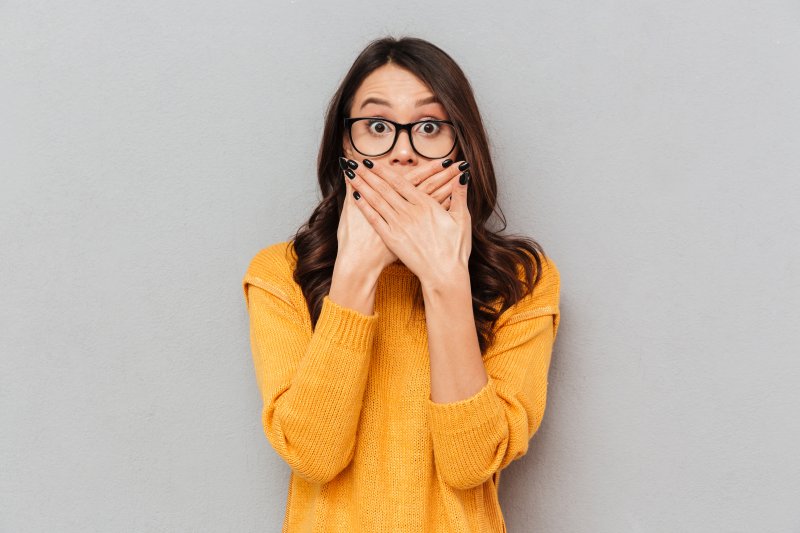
[359,95,439,110]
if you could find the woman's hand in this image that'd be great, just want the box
[337,165,399,277]
[346,157,472,288]
[335,152,457,278]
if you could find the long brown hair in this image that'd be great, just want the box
[290,35,548,355]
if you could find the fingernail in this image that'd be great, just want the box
[362,159,374,169]
[345,169,356,179]
[347,159,358,169]
[338,157,348,170]
[353,191,361,200]
[458,161,470,171]
[442,159,453,168]
[459,171,470,185]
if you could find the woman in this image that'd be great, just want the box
[242,36,561,532]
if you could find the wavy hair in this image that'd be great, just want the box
[289,36,548,355]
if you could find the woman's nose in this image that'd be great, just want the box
[389,129,418,164]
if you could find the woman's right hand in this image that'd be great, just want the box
[338,168,399,276]
[336,155,456,277]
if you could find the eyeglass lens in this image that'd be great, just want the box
[350,119,456,159]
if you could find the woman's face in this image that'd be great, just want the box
[343,63,458,178]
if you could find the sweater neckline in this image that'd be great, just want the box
[382,260,416,277]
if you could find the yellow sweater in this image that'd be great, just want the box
[242,241,561,532]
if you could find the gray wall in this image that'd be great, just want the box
[2,1,798,531]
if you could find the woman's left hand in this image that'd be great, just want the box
[347,159,472,287]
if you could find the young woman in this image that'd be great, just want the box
[242,36,561,532]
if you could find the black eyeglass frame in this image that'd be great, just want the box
[343,116,459,159]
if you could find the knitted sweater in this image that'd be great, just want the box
[242,241,561,532]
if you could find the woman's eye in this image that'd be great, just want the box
[367,120,392,135]
[415,121,441,135]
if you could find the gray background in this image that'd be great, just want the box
[2,1,799,531]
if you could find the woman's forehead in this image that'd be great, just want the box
[353,65,440,110]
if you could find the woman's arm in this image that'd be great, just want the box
[422,258,561,490]
[422,267,488,404]
[243,244,379,485]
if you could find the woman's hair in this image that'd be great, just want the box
[290,35,548,355]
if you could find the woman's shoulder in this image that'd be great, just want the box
[245,240,296,275]
[529,251,560,303]
[242,240,298,306]
[514,248,559,292]
[498,249,561,327]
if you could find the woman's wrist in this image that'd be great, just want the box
[328,258,382,316]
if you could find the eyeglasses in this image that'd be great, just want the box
[344,117,458,159]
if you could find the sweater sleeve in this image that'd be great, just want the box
[242,244,379,485]
[426,255,561,490]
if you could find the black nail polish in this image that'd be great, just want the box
[459,171,470,185]
[458,161,470,171]
[363,159,374,169]
[345,169,356,179]
[353,191,361,200]
[338,156,348,170]
[347,159,358,169]
[442,159,453,168]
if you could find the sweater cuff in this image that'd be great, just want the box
[426,376,505,436]
[315,295,379,353]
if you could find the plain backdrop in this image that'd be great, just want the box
[2,1,799,532]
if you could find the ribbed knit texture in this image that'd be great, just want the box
[242,241,561,532]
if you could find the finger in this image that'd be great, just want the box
[344,162,401,225]
[343,172,353,208]
[343,166,360,201]
[416,160,468,198]
[406,158,454,187]
[362,159,448,206]
[350,181,391,237]
[427,180,455,204]
[362,157,444,188]
[449,170,470,218]
[347,158,424,212]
